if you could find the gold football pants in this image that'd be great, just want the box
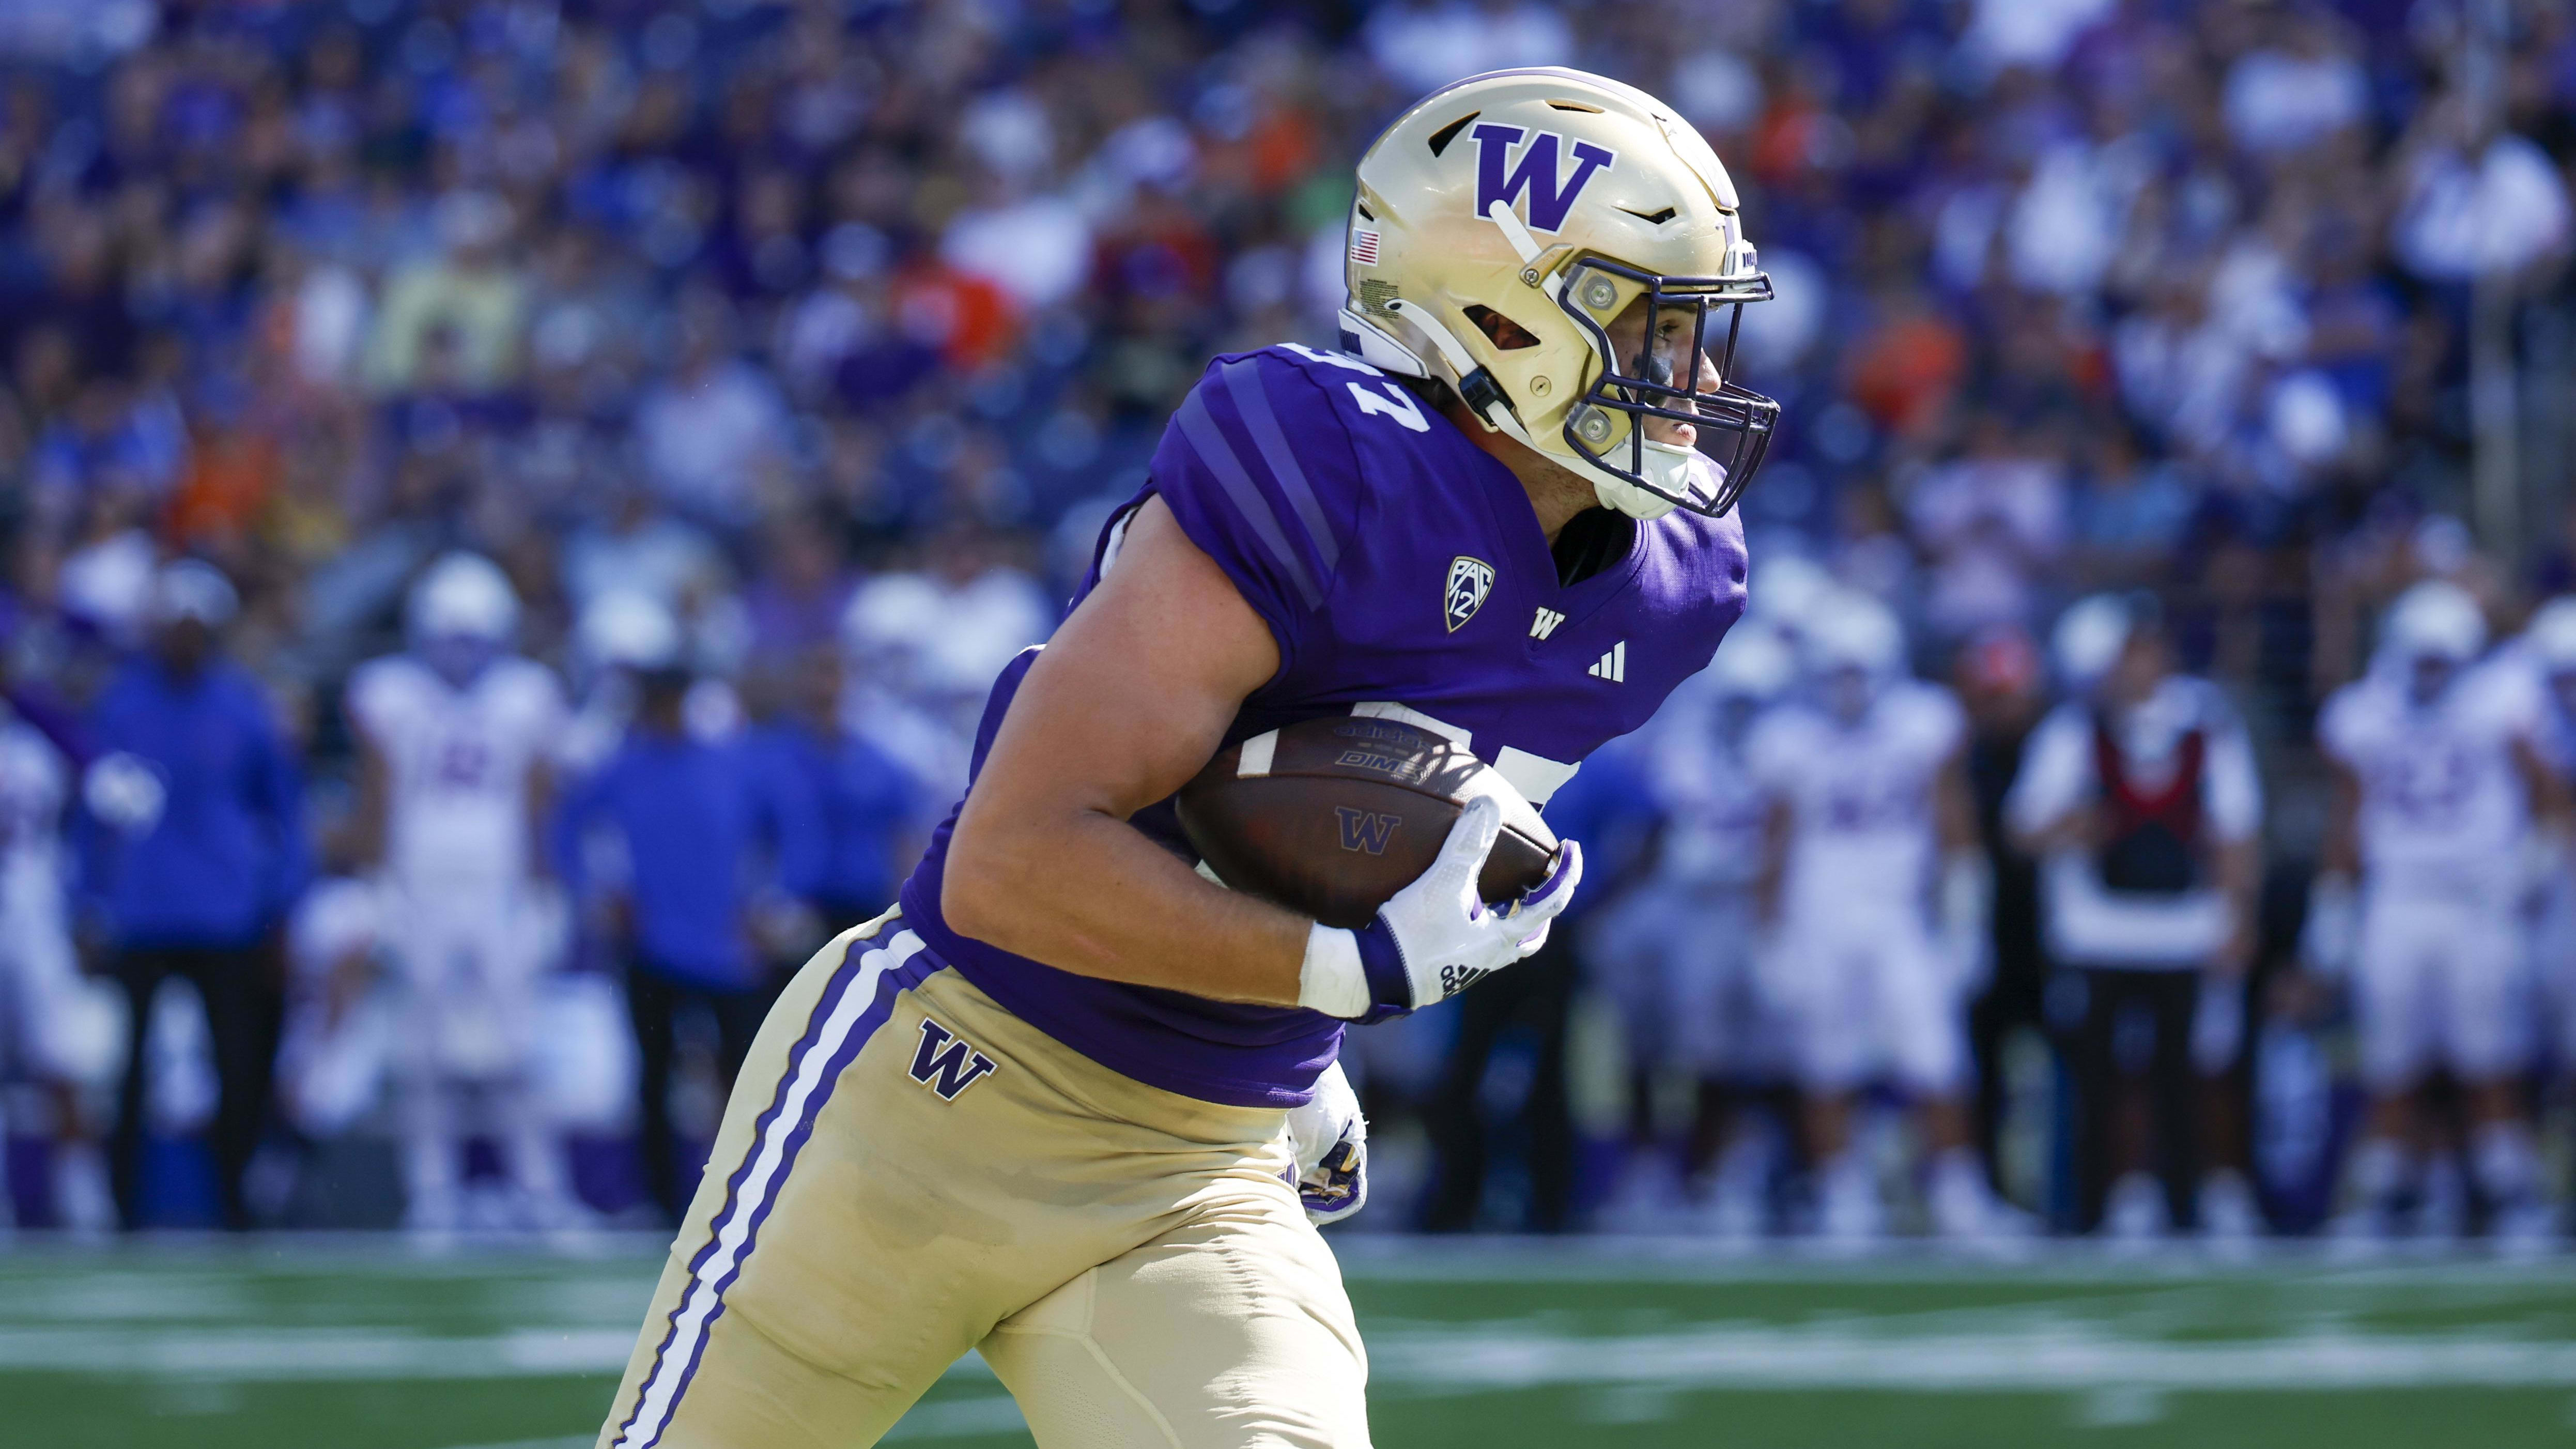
[595,911,1371,1448]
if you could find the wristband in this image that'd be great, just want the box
[1352,914,1414,1022]
[1298,923,1369,1018]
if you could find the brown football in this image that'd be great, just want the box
[1175,715,1559,930]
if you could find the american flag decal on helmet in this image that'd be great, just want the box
[1349,228,1380,265]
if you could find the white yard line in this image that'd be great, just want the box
[1368,1320,2576,1393]
[14,1315,2576,1396]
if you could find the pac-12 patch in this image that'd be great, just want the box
[1444,556,1494,632]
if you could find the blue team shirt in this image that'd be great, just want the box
[900,344,1748,1106]
[79,656,308,948]
[555,729,823,988]
[746,719,917,909]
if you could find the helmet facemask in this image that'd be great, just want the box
[1555,256,1778,520]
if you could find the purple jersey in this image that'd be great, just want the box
[898,344,1748,1106]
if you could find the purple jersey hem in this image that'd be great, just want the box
[898,872,1326,1109]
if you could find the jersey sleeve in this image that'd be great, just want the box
[1918,685,1969,762]
[510,660,573,746]
[2471,660,2546,744]
[2315,687,2367,768]
[1145,349,1367,676]
[1742,711,1802,794]
[343,658,409,750]
[2003,703,2092,840]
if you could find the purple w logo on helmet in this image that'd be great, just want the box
[1471,124,1615,233]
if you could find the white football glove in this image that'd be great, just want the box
[1297,795,1583,1022]
[1283,1060,1367,1225]
[83,752,167,836]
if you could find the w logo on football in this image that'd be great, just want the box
[1471,124,1615,233]
[1335,806,1400,856]
[906,1017,999,1101]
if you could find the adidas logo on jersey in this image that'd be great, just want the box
[1530,607,1566,640]
[907,1017,1000,1101]
[1587,641,1627,683]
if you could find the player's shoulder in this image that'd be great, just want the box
[1211,341,1434,432]
[479,655,568,714]
[1881,680,1966,749]
[349,651,427,693]
[346,653,432,717]
[1151,343,1464,619]
[2317,673,2392,750]
[1745,701,1822,766]
[1165,343,1454,508]
[2455,656,2542,730]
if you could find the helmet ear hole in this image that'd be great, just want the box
[1463,305,1540,350]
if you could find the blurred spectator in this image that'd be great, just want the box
[553,655,820,1226]
[748,645,918,941]
[633,297,791,527]
[1418,743,1654,1235]
[1953,625,2048,1212]
[80,561,306,1230]
[1905,417,2068,641]
[2009,595,2262,1239]
[363,192,527,395]
[743,512,857,672]
[0,691,115,1232]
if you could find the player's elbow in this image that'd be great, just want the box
[940,803,1034,949]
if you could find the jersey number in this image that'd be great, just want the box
[1274,344,1431,434]
[1347,381,1428,432]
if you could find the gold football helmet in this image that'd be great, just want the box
[1339,67,1778,520]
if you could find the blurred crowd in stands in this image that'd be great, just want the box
[8,0,2576,1243]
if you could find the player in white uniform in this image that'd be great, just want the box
[2518,600,2576,1170]
[0,704,116,1231]
[1748,592,2006,1240]
[346,553,576,1231]
[1588,626,1793,1233]
[2308,580,2559,1241]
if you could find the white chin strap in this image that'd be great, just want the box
[1592,446,1692,521]
[1381,295,1697,522]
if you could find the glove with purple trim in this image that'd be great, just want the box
[1283,1060,1368,1225]
[1297,795,1583,1023]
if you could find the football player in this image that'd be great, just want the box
[0,697,116,1232]
[2308,580,2558,1242]
[1587,624,1794,1234]
[1747,591,2009,1241]
[347,552,578,1231]
[596,69,1770,1449]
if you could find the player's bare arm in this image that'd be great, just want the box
[2515,733,2570,833]
[944,495,1313,1006]
[1753,794,1792,929]
[1933,748,1978,855]
[525,754,557,885]
[348,724,392,869]
[2319,759,2362,881]
[2211,836,2261,975]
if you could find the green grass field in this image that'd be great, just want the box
[9,1237,2576,1447]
